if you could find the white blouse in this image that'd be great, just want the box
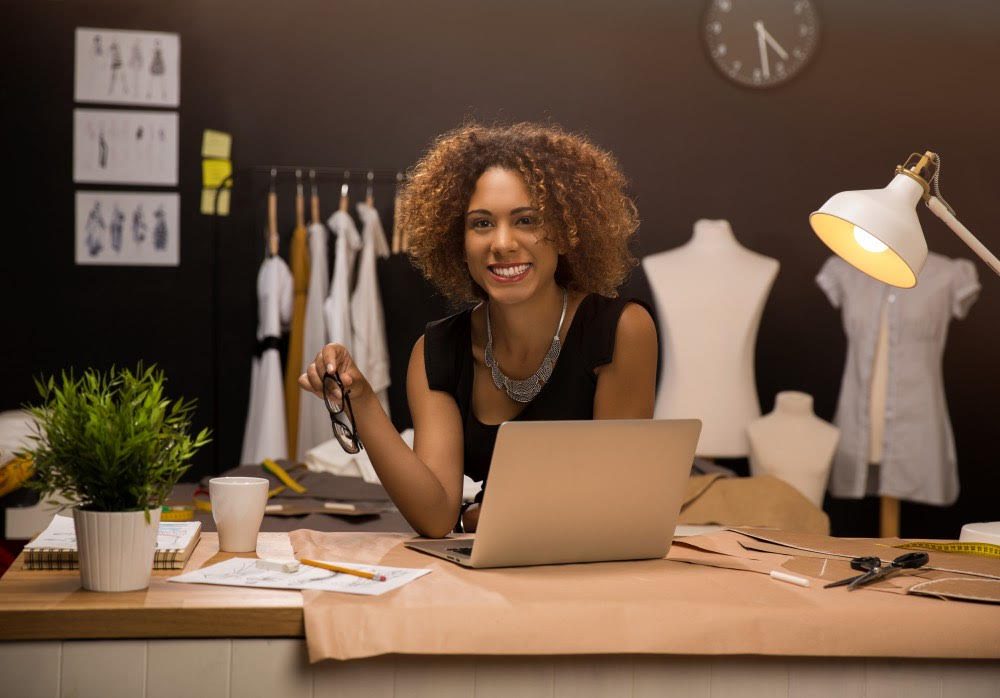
[816,253,980,505]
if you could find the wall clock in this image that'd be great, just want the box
[703,0,820,88]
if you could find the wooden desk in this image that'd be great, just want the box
[2,533,999,698]
[0,533,302,641]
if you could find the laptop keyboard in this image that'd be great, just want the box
[447,546,473,556]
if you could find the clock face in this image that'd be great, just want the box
[703,0,820,88]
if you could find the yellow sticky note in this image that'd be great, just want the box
[203,158,233,188]
[201,187,230,216]
[202,130,232,159]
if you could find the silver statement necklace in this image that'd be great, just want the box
[484,288,568,404]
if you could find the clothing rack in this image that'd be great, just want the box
[207,163,405,474]
[248,165,404,182]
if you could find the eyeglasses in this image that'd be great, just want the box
[322,371,362,454]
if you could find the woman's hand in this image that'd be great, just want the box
[298,343,371,410]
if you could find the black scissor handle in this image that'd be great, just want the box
[850,556,881,572]
[892,551,929,569]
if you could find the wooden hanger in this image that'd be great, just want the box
[295,169,305,229]
[391,172,402,254]
[398,173,410,252]
[267,168,279,256]
[338,170,349,212]
[365,170,374,207]
[309,169,320,225]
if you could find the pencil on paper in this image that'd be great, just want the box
[300,557,387,581]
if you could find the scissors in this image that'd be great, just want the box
[823,552,929,591]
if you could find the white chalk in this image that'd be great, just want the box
[256,558,301,573]
[770,570,810,587]
[323,501,358,513]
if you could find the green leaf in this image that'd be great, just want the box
[22,363,212,512]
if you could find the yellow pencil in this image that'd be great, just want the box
[300,557,387,581]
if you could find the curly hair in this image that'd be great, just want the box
[401,122,640,304]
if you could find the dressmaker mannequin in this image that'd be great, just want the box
[642,219,779,456]
[746,391,839,507]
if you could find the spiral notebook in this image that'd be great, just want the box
[22,515,201,570]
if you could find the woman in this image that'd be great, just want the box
[300,122,657,537]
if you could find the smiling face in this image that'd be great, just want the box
[464,167,560,305]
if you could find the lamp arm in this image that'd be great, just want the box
[926,196,1000,279]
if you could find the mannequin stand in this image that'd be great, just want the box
[880,495,900,538]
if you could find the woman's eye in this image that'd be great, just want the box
[469,218,492,229]
[517,216,537,226]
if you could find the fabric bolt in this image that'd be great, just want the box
[424,294,648,500]
[284,222,310,460]
[816,253,980,505]
[352,203,392,415]
[297,222,333,458]
[241,256,294,465]
[324,210,363,352]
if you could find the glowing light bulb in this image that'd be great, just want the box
[853,226,888,253]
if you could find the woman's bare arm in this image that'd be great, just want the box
[300,338,464,538]
[593,302,658,419]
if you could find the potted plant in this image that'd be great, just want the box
[23,363,210,592]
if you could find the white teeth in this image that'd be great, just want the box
[492,263,530,278]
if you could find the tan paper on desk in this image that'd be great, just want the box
[732,527,1000,603]
[679,475,829,534]
[290,530,1000,662]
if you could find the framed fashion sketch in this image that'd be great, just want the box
[73,108,178,185]
[74,27,180,107]
[75,191,179,266]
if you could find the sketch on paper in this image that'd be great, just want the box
[75,28,180,107]
[168,557,431,596]
[74,109,178,185]
[76,191,179,266]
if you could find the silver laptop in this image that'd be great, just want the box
[405,418,701,568]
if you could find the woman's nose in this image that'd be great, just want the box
[490,222,517,253]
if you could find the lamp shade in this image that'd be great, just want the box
[809,173,928,288]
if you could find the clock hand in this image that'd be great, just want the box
[760,24,789,60]
[754,21,770,79]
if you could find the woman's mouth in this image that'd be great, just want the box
[488,262,532,282]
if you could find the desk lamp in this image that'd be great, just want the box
[809,151,1000,287]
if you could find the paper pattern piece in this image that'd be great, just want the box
[169,557,430,596]
[74,109,178,185]
[76,191,179,266]
[75,28,179,107]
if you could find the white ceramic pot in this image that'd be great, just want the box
[73,507,161,592]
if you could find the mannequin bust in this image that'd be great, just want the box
[642,219,779,456]
[746,391,839,507]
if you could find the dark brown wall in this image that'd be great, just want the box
[6,0,999,537]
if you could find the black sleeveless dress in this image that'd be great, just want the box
[423,294,650,502]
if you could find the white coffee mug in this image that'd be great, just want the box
[209,476,269,552]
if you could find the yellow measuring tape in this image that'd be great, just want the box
[262,459,308,494]
[894,540,1000,559]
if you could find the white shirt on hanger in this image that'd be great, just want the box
[352,202,392,415]
[324,210,362,352]
[240,255,293,465]
[296,221,332,458]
